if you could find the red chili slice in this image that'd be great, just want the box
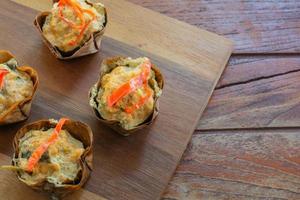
[0,69,9,90]
[26,118,69,172]
[107,59,151,107]
[58,0,96,46]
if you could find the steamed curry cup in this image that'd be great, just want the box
[34,0,107,59]
[89,56,164,136]
[12,118,93,199]
[0,50,38,125]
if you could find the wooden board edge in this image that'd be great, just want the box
[158,43,233,199]
[11,0,234,80]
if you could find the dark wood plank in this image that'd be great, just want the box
[0,1,232,200]
[163,129,300,200]
[128,0,300,53]
[198,56,300,130]
[216,55,300,89]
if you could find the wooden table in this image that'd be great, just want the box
[126,0,300,199]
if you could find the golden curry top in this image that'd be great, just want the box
[15,121,84,186]
[0,59,33,115]
[43,0,106,52]
[95,57,162,130]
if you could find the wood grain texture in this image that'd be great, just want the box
[12,0,233,81]
[128,0,300,54]
[163,129,300,200]
[198,56,300,130]
[216,55,300,89]
[3,1,300,200]
[0,1,232,200]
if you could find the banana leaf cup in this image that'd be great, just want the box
[89,57,164,136]
[0,50,39,125]
[12,119,93,199]
[34,0,107,60]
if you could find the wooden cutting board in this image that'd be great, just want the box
[0,0,233,199]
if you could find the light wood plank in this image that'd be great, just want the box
[2,1,233,199]
[12,0,233,80]
[163,129,300,200]
[129,0,300,53]
[197,56,300,130]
